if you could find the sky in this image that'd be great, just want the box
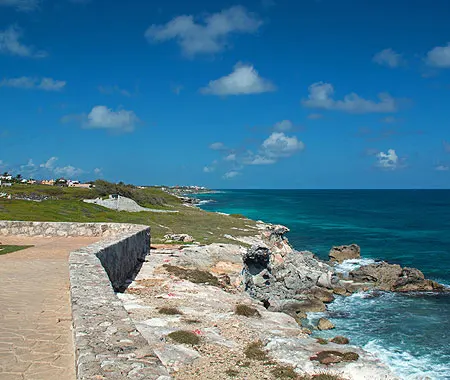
[1,0,450,189]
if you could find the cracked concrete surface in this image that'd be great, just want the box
[0,236,99,380]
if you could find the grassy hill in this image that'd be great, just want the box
[0,183,257,245]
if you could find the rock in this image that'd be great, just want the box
[350,262,445,292]
[310,350,359,365]
[268,298,326,316]
[307,287,335,303]
[317,318,335,331]
[330,336,349,345]
[329,244,361,263]
[164,234,194,243]
[332,287,348,296]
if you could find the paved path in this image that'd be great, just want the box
[0,236,99,380]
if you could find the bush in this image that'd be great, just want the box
[230,213,246,219]
[316,338,329,345]
[163,265,219,286]
[159,307,183,315]
[271,365,298,379]
[244,341,268,361]
[235,304,261,317]
[167,330,200,345]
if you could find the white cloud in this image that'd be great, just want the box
[223,170,240,179]
[0,0,39,11]
[262,132,304,158]
[435,164,449,171]
[0,77,66,91]
[20,158,36,173]
[40,156,58,170]
[201,63,275,96]
[203,166,215,173]
[0,25,47,58]
[86,106,138,132]
[274,120,293,132]
[94,168,102,175]
[382,116,397,124]
[145,6,262,57]
[373,48,404,68]
[376,149,401,169]
[224,153,236,161]
[302,82,397,114]
[98,85,131,97]
[209,142,227,150]
[54,165,83,178]
[426,43,450,68]
[245,155,276,165]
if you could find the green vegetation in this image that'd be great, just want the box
[225,369,239,377]
[310,373,347,380]
[230,213,246,219]
[163,265,220,286]
[316,338,329,345]
[0,184,258,244]
[235,304,261,318]
[158,307,183,315]
[244,341,268,361]
[167,330,200,345]
[0,245,33,255]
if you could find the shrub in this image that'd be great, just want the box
[225,369,239,377]
[230,214,246,219]
[244,341,268,361]
[159,307,183,315]
[235,304,261,317]
[163,265,219,286]
[316,338,329,345]
[167,330,200,345]
[271,365,298,379]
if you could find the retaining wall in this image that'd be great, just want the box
[0,221,170,380]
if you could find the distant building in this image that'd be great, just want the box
[0,181,12,187]
[41,179,55,186]
[0,175,12,181]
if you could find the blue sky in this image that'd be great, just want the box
[1,0,450,189]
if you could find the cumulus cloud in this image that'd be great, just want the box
[435,164,449,171]
[203,166,215,173]
[224,153,236,161]
[426,43,450,68]
[0,0,39,11]
[274,120,293,132]
[54,165,83,178]
[145,6,262,57]
[85,106,139,132]
[209,142,227,150]
[262,132,305,158]
[200,63,275,96]
[40,156,58,170]
[0,76,66,91]
[223,170,240,179]
[245,155,276,165]
[302,82,397,114]
[0,25,47,58]
[98,85,131,97]
[373,48,404,68]
[20,159,36,174]
[376,149,402,169]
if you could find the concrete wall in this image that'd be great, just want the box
[0,221,170,380]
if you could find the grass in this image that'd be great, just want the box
[163,265,220,286]
[0,245,32,255]
[167,330,200,345]
[244,341,268,361]
[0,185,258,244]
[271,365,298,379]
[235,304,261,318]
[225,369,240,377]
[316,338,329,345]
[158,307,183,315]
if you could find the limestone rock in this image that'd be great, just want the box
[164,234,194,243]
[329,244,361,263]
[307,286,335,303]
[317,317,335,331]
[311,350,359,364]
[330,336,349,345]
[350,262,445,292]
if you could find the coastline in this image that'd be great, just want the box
[186,191,449,379]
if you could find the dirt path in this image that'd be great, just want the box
[0,236,99,380]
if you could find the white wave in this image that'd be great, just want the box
[195,199,214,205]
[334,258,377,274]
[363,340,450,380]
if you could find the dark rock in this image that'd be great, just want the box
[329,244,361,263]
[310,350,359,365]
[350,262,445,292]
[330,336,349,345]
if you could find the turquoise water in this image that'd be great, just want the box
[198,190,450,379]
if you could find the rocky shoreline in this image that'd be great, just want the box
[114,213,449,379]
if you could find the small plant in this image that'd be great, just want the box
[163,265,219,286]
[316,338,329,345]
[330,336,349,345]
[225,369,239,377]
[158,307,183,315]
[230,213,246,219]
[167,330,200,345]
[235,304,261,317]
[271,365,298,379]
[244,341,268,361]
[342,352,359,361]
[311,372,347,380]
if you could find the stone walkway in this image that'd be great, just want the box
[0,236,99,380]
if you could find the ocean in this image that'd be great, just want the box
[197,190,450,379]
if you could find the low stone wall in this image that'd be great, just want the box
[0,221,170,380]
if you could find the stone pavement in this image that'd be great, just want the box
[0,236,99,380]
